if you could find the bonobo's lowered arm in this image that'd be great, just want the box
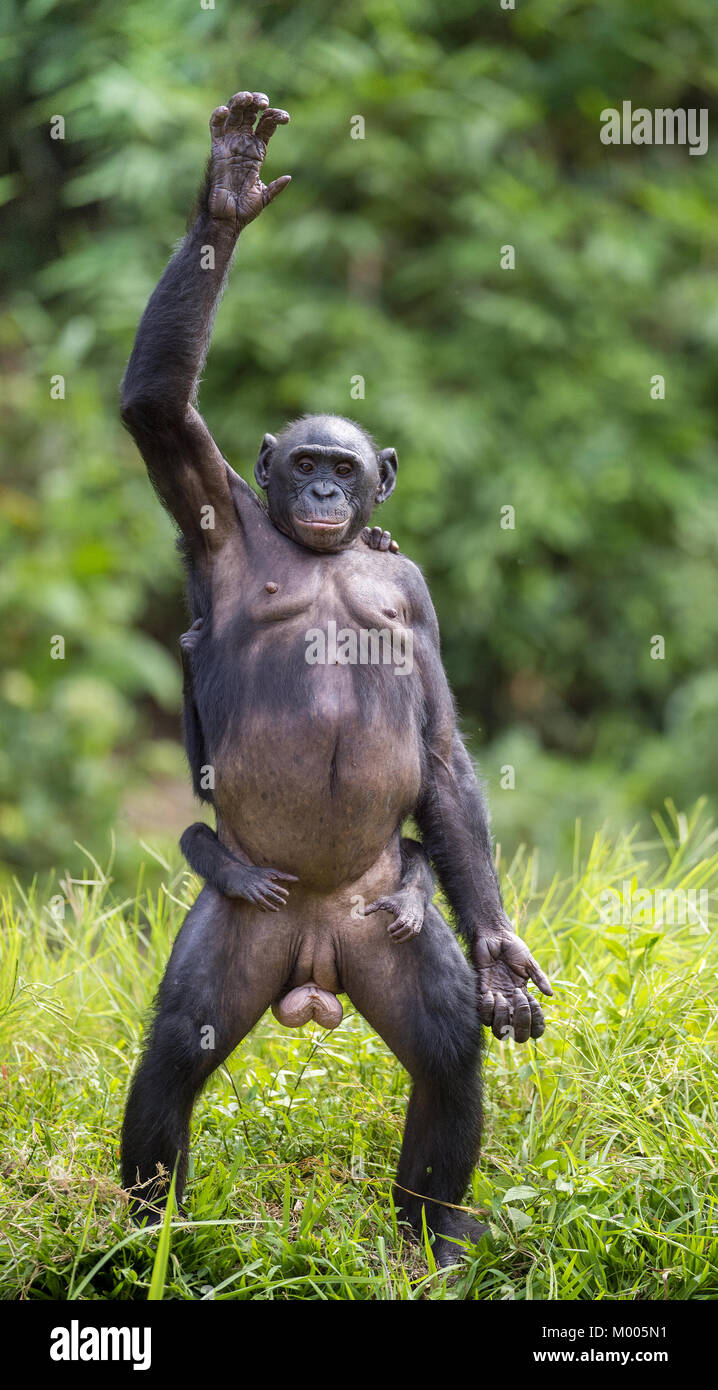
[120,92,291,550]
[411,570,552,1043]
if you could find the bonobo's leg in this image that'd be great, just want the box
[121,886,292,1218]
[341,901,484,1267]
[180,823,298,910]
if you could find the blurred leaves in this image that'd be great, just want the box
[1,0,718,877]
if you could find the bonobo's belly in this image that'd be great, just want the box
[213,660,422,891]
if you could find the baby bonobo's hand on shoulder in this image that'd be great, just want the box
[361,526,399,554]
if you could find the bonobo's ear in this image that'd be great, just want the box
[254,433,278,490]
[375,447,398,504]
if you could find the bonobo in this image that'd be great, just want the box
[119,91,552,1266]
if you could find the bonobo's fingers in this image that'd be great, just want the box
[210,105,230,135]
[361,526,399,553]
[491,991,511,1041]
[231,865,298,911]
[254,870,296,910]
[478,989,495,1027]
[512,990,532,1044]
[263,176,292,207]
[527,955,553,997]
[501,934,553,997]
[225,91,268,131]
[528,995,545,1039]
[255,107,290,143]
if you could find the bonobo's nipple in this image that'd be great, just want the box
[265,581,279,593]
[383,607,399,619]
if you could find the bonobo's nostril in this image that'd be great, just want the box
[309,481,340,500]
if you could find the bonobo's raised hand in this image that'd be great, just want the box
[361,526,399,554]
[474,926,552,1043]
[207,91,291,230]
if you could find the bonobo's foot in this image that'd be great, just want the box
[179,617,204,653]
[474,924,552,1042]
[222,860,298,910]
[127,1196,188,1227]
[364,887,424,942]
[124,1175,188,1227]
[433,1212,487,1268]
[361,525,399,554]
[272,983,343,1031]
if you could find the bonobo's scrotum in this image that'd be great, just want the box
[119,91,552,1265]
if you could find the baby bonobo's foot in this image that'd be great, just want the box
[179,617,204,653]
[364,886,424,942]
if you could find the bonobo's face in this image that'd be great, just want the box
[255,415,398,552]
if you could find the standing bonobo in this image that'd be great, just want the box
[120,91,552,1265]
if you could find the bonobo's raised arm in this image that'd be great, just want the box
[410,569,552,1043]
[120,92,291,551]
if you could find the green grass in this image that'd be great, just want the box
[1,803,717,1301]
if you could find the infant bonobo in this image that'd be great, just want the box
[119,90,552,1267]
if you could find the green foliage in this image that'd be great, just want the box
[2,0,718,877]
[1,810,716,1299]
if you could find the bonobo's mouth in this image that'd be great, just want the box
[292,516,351,549]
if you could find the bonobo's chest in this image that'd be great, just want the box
[211,529,412,646]
[192,528,421,755]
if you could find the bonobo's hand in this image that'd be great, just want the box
[361,526,399,553]
[223,862,298,911]
[208,91,291,229]
[474,928,552,1042]
[364,888,424,942]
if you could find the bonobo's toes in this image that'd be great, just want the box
[272,983,343,1031]
[387,912,422,942]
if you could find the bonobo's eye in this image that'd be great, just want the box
[295,457,315,474]
[335,462,354,477]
